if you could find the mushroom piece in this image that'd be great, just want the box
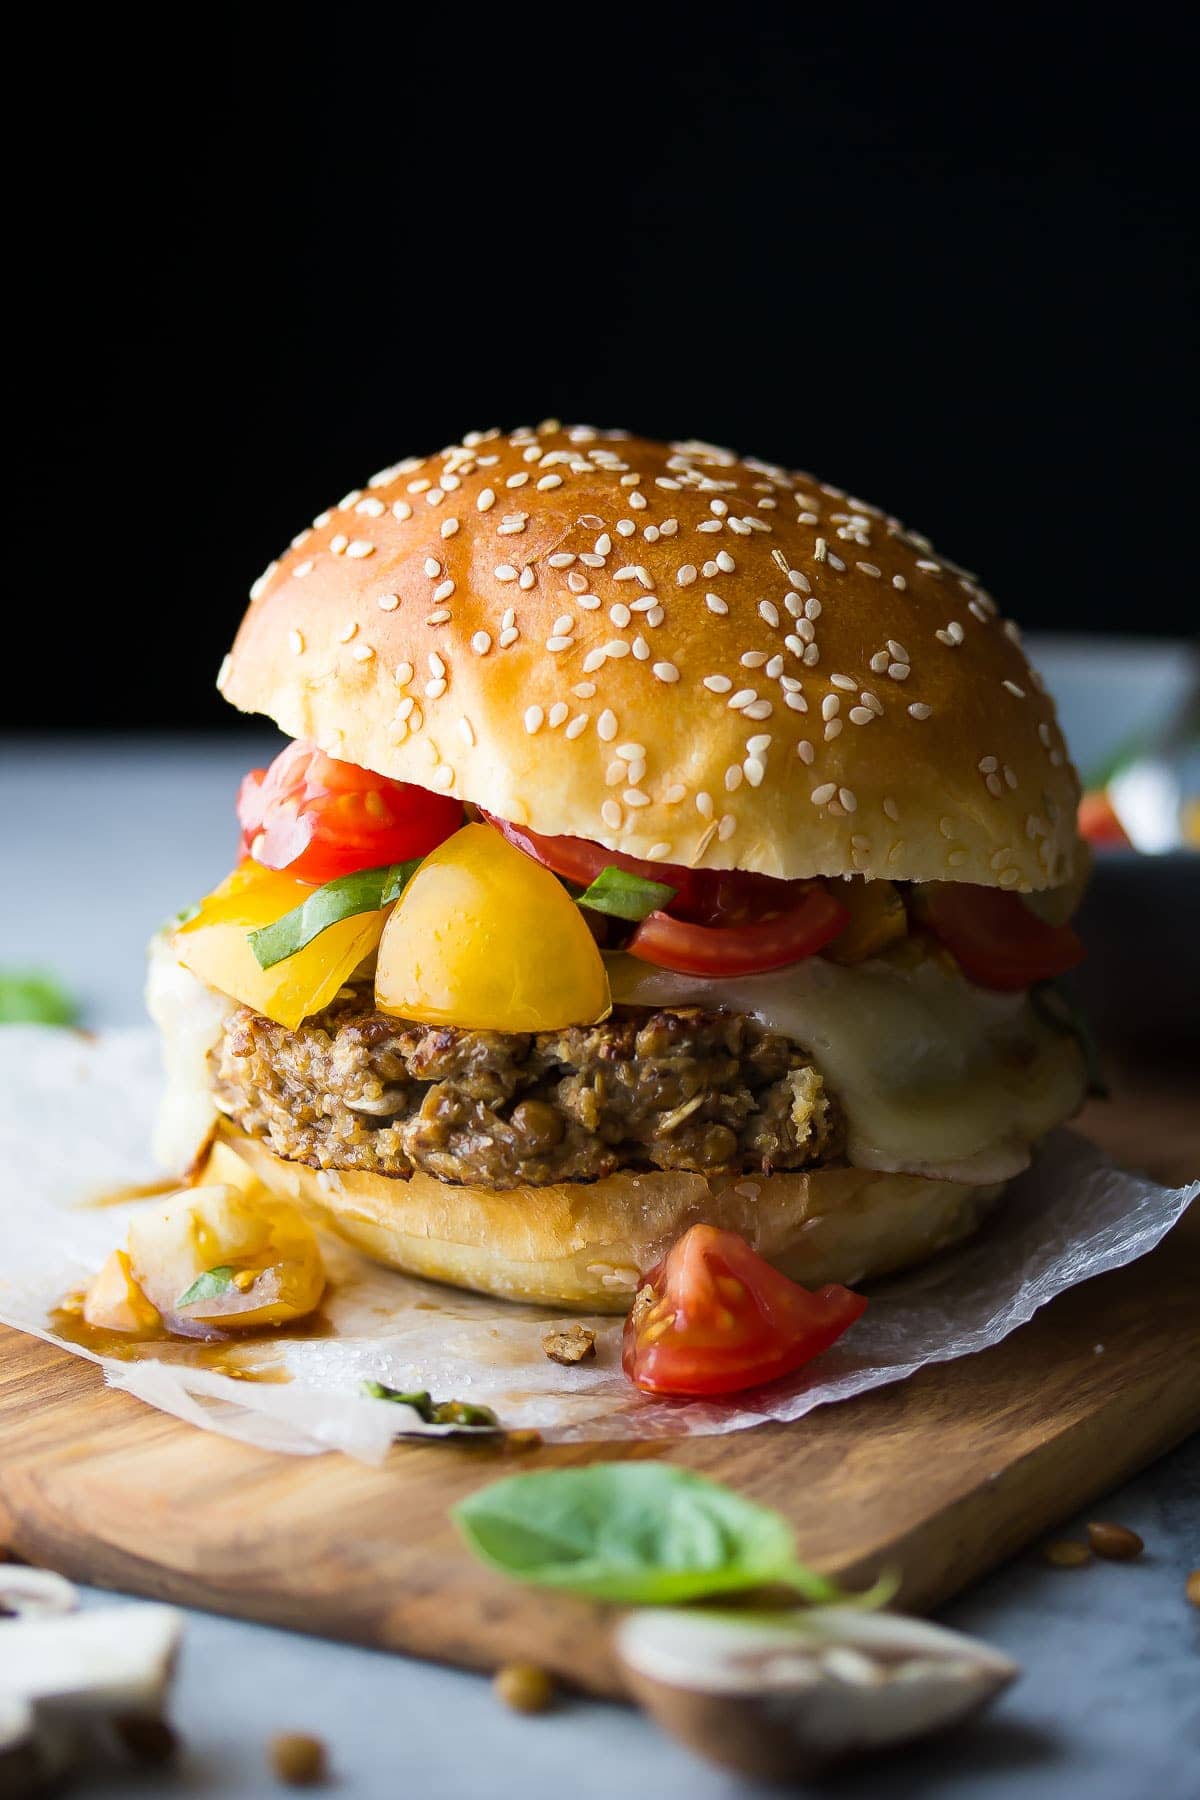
[616,1605,1019,1780]
[0,1603,183,1789]
[0,1569,79,1620]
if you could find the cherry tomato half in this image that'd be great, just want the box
[485,814,850,974]
[623,1224,867,1398]
[920,882,1086,992]
[237,741,463,885]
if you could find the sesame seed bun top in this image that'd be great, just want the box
[218,423,1081,890]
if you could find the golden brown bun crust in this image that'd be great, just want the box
[219,425,1080,889]
[219,1123,1004,1313]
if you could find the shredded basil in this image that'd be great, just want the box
[1031,981,1109,1098]
[575,866,677,922]
[176,1265,236,1307]
[248,860,421,970]
[361,1380,499,1429]
[453,1464,845,1605]
[0,970,79,1026]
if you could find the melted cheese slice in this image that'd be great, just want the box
[607,949,1086,1184]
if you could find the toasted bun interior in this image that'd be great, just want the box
[218,425,1080,890]
[218,1123,1004,1312]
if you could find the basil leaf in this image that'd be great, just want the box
[576,866,677,922]
[176,1265,235,1307]
[0,970,78,1026]
[248,860,421,970]
[1031,981,1109,1098]
[454,1464,837,1604]
[360,1381,499,1430]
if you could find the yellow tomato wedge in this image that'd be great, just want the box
[83,1249,163,1337]
[127,1181,325,1331]
[375,823,611,1030]
[823,879,908,964]
[173,860,387,1030]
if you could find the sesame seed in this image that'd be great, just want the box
[696,791,714,819]
[1003,679,1026,698]
[426,609,451,626]
[704,675,732,693]
[610,602,632,628]
[849,706,874,725]
[293,560,314,579]
[725,766,743,792]
[458,717,475,747]
[441,517,460,538]
[646,842,672,860]
[883,797,899,820]
[524,705,544,734]
[821,694,841,721]
[329,534,349,555]
[677,564,698,586]
[432,765,455,791]
[908,702,932,720]
[624,789,651,807]
[888,663,910,681]
[830,673,856,691]
[715,550,735,573]
[536,474,563,490]
[427,652,445,678]
[395,661,414,686]
[546,635,572,652]
[424,677,446,699]
[705,593,728,615]
[856,562,881,578]
[741,652,768,668]
[346,540,375,559]
[803,644,820,667]
[477,489,496,512]
[728,688,756,710]
[471,631,492,655]
[601,800,623,830]
[507,473,529,489]
[758,600,780,627]
[617,519,636,536]
[518,567,536,590]
[744,757,765,787]
[824,719,843,740]
[629,492,647,510]
[337,621,358,643]
[498,628,519,648]
[839,788,857,812]
[893,574,907,590]
[377,593,400,612]
[814,537,827,562]
[811,783,837,805]
[663,784,686,804]
[548,552,575,569]
[594,533,612,555]
[598,709,618,741]
[717,815,736,842]
[423,558,441,578]
[288,629,304,655]
[432,579,455,603]
[392,500,412,521]
[797,739,815,763]
[548,702,569,728]
[494,564,518,582]
[574,682,597,698]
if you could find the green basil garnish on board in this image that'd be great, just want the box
[454,1464,850,1605]
[176,1265,236,1307]
[0,970,79,1026]
[247,860,421,970]
[575,866,677,922]
[361,1380,499,1429]
[1031,981,1108,1098]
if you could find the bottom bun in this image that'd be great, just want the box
[218,1123,1006,1312]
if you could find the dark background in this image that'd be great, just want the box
[24,11,1196,733]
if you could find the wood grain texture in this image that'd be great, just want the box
[0,1087,1195,1699]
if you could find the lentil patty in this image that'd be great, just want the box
[211,991,843,1188]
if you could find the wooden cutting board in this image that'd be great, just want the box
[0,1082,1195,1699]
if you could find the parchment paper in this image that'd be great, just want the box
[0,1026,1193,1461]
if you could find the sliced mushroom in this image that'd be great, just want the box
[0,1604,182,1717]
[616,1605,1019,1780]
[0,1569,79,1620]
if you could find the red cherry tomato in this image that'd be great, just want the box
[485,814,849,974]
[1078,790,1131,849]
[236,741,463,885]
[623,1224,867,1398]
[921,882,1085,991]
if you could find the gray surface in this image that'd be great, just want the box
[1,736,1197,1800]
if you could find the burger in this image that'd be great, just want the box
[149,424,1089,1339]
